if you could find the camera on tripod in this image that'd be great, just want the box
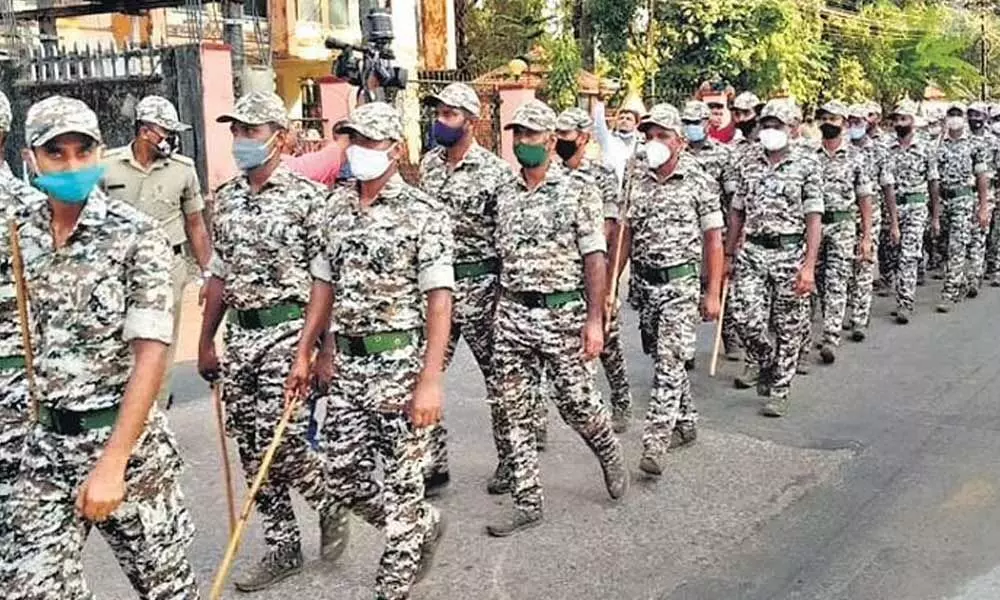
[325,8,409,102]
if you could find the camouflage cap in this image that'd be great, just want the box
[135,95,191,132]
[216,91,290,129]
[334,102,403,141]
[638,103,683,135]
[891,99,919,118]
[817,100,849,119]
[990,103,1000,118]
[866,101,882,116]
[968,101,990,116]
[0,90,10,132]
[681,100,711,122]
[946,101,967,115]
[504,99,557,132]
[423,82,481,116]
[555,107,594,131]
[733,91,762,112]
[847,104,869,120]
[25,95,102,147]
[759,99,796,125]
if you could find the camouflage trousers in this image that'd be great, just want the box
[847,209,882,331]
[965,202,993,292]
[985,203,1000,279]
[636,275,699,458]
[0,372,29,586]
[733,243,809,399]
[721,282,742,355]
[223,319,334,554]
[895,203,929,311]
[7,411,197,600]
[879,215,899,289]
[323,342,439,600]
[815,219,857,347]
[423,274,501,480]
[941,196,975,303]
[492,294,623,513]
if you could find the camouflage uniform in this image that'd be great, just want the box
[683,100,739,356]
[492,100,625,519]
[964,102,998,293]
[731,100,823,402]
[554,107,633,427]
[630,104,723,462]
[211,93,337,566]
[846,104,894,332]
[886,100,938,316]
[986,103,1000,285]
[809,101,873,353]
[6,96,197,600]
[417,83,515,485]
[315,102,453,600]
[933,105,990,304]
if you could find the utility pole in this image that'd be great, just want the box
[223,0,245,97]
[981,7,988,101]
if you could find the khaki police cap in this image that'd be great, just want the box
[136,95,191,132]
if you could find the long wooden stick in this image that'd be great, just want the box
[212,383,237,536]
[209,397,300,599]
[605,155,638,334]
[709,282,730,377]
[8,219,38,421]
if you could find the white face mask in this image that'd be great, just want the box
[759,128,789,152]
[644,141,672,170]
[346,144,394,181]
[946,116,966,132]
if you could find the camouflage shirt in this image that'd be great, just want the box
[686,139,731,209]
[311,174,454,336]
[15,190,174,412]
[418,142,513,264]
[968,130,999,181]
[567,157,621,221]
[0,180,47,361]
[628,154,723,268]
[934,133,989,190]
[732,145,825,236]
[814,141,874,213]
[887,137,939,195]
[210,166,328,310]
[722,137,755,196]
[496,162,606,293]
[853,137,895,192]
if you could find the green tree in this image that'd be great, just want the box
[541,33,583,111]
[464,0,549,76]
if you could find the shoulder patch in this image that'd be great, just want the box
[168,153,195,167]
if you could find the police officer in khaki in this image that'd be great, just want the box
[102,95,213,406]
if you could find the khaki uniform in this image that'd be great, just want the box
[102,145,204,404]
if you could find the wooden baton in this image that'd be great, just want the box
[8,219,38,421]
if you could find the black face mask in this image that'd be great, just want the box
[969,119,986,131]
[819,123,842,140]
[894,125,913,138]
[735,119,756,136]
[555,139,580,161]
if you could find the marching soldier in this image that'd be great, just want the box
[487,100,627,537]
[286,101,452,600]
[986,103,1000,287]
[6,95,198,598]
[806,101,873,364]
[726,99,823,417]
[682,100,740,361]
[554,106,633,433]
[963,101,998,297]
[619,103,723,474]
[102,95,213,408]
[884,99,939,324]
[417,83,516,496]
[0,89,45,585]
[846,103,896,339]
[932,102,991,313]
[197,91,347,592]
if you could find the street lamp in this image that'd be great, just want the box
[508,57,528,81]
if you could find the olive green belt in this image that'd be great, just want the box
[0,355,25,371]
[505,289,584,309]
[635,262,697,285]
[228,302,305,330]
[898,192,928,205]
[454,258,499,280]
[822,210,853,224]
[335,329,420,357]
[942,186,973,200]
[38,405,119,435]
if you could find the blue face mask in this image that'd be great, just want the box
[232,133,277,172]
[33,165,106,204]
[684,124,706,143]
[432,120,465,147]
[848,126,867,141]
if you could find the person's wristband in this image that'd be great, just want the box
[198,270,213,285]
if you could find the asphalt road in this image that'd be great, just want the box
[81,277,1000,600]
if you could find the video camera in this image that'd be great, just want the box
[326,8,409,103]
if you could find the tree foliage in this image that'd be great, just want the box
[541,33,583,111]
[463,0,549,76]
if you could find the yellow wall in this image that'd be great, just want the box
[274,58,333,118]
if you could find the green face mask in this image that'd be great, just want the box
[514,142,548,168]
